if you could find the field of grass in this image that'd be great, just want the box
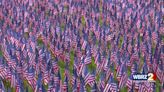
[0,38,162,92]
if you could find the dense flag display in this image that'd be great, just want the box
[0,0,163,92]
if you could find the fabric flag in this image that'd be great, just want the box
[0,78,5,92]
[52,60,59,74]
[131,62,138,75]
[27,66,36,90]
[16,76,24,92]
[79,75,86,92]
[156,61,164,83]
[116,62,125,81]
[72,67,78,92]
[11,71,16,88]
[126,75,133,89]
[82,40,87,50]
[118,72,128,89]
[98,71,106,91]
[62,75,68,92]
[43,69,49,85]
[0,64,7,80]
[78,56,85,76]
[82,66,95,87]
[91,82,98,92]
[84,53,92,65]
[56,70,62,92]
[103,73,118,92]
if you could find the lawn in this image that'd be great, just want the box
[0,38,162,92]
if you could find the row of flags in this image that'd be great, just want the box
[0,0,164,92]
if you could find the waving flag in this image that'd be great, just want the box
[27,66,36,90]
[118,72,128,89]
[79,75,86,92]
[104,73,118,92]
[84,53,92,65]
[62,75,68,92]
[82,66,95,87]
[98,71,106,91]
[0,79,5,92]
[0,64,7,80]
[126,75,133,89]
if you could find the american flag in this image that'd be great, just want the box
[27,67,36,90]
[35,72,42,92]
[55,42,62,56]
[16,77,23,92]
[1,42,11,63]
[81,40,87,50]
[16,63,22,74]
[98,71,106,91]
[43,70,49,85]
[71,67,78,84]
[79,75,86,92]
[65,52,70,62]
[62,75,68,92]
[119,71,128,89]
[76,47,82,58]
[104,82,118,92]
[130,52,139,62]
[84,54,92,65]
[0,79,5,92]
[0,65,7,80]
[103,57,110,71]
[116,64,122,81]
[72,78,77,92]
[126,76,133,89]
[156,64,164,83]
[84,73,95,87]
[131,62,138,75]
[106,33,114,41]
[73,55,79,70]
[11,71,16,88]
[134,82,139,90]
[78,57,85,76]
[52,60,59,73]
[28,52,36,67]
[6,68,12,81]
[95,51,101,66]
[104,73,117,92]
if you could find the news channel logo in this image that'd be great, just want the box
[132,73,157,82]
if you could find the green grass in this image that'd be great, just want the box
[59,66,65,82]
[2,38,162,92]
[24,80,33,92]
[0,51,3,57]
[69,51,74,75]
[139,56,144,72]
[99,16,103,27]
[87,57,96,72]
[24,32,29,39]
[61,23,65,31]
[86,84,91,92]
[127,67,131,76]
[96,74,100,82]
[81,16,86,27]
[37,38,44,46]
[162,35,164,41]
[119,36,123,48]
[108,42,111,49]
[155,79,161,92]
[120,87,128,92]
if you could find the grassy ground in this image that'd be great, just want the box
[0,38,162,92]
